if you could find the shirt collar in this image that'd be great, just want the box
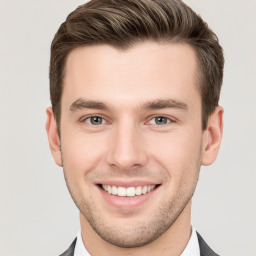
[180,227,200,256]
[74,231,90,256]
[74,226,200,256]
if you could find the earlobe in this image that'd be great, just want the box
[201,106,224,166]
[45,107,63,167]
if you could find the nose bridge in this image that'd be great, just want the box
[107,118,147,170]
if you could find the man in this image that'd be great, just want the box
[46,0,224,255]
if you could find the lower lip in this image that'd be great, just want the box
[97,185,159,209]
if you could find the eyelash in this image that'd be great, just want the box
[147,116,172,125]
[80,115,173,126]
[81,115,107,125]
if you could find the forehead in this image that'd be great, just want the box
[62,42,200,109]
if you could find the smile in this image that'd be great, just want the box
[101,184,157,197]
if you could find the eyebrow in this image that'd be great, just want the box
[70,98,108,111]
[141,99,188,111]
[69,98,188,112]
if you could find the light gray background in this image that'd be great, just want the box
[0,0,255,255]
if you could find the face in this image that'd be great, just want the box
[47,42,222,248]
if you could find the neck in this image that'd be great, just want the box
[80,200,192,256]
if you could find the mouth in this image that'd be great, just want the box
[98,184,160,197]
[96,182,161,208]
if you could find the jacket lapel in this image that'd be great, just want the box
[196,232,219,256]
[59,238,77,256]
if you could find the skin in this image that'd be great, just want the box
[46,41,223,256]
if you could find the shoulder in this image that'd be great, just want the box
[59,238,77,256]
[196,232,220,256]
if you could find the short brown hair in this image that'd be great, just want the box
[50,0,224,130]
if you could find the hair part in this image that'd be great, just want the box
[50,0,224,131]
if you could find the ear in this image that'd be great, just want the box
[201,106,224,166]
[45,106,63,167]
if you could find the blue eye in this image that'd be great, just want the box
[84,116,106,125]
[149,116,171,125]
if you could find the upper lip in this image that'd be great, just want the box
[95,180,161,187]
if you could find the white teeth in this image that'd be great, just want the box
[112,186,118,195]
[107,185,112,194]
[142,186,148,195]
[135,186,142,196]
[126,187,135,197]
[117,187,126,197]
[101,184,156,197]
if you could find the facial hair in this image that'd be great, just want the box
[62,154,201,248]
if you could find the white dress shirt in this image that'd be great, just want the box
[74,226,200,256]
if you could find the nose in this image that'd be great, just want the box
[106,122,148,171]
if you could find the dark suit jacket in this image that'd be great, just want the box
[59,232,219,256]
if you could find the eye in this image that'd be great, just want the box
[148,116,171,125]
[84,116,106,125]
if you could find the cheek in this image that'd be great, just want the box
[60,129,108,176]
[147,130,202,177]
